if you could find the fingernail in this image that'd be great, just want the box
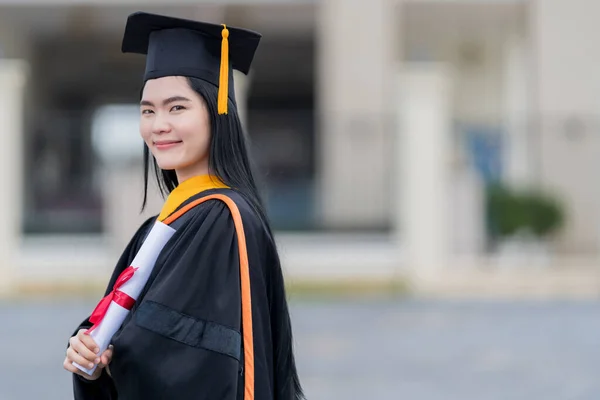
[95,348,100,353]
[95,358,100,364]
[88,363,94,368]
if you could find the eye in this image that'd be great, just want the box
[141,109,154,115]
[170,105,186,112]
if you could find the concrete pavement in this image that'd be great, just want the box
[1,297,599,399]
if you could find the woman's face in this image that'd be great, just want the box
[140,76,211,182]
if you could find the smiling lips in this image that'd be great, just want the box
[154,140,182,150]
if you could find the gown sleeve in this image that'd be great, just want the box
[71,216,156,400]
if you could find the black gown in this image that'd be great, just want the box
[71,188,279,400]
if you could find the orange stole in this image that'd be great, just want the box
[162,194,255,400]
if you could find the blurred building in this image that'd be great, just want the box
[0,0,599,295]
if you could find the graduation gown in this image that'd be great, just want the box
[71,186,278,400]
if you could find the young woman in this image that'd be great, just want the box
[63,11,304,400]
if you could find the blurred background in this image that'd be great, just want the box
[1,0,600,399]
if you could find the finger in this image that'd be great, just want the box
[71,341,100,364]
[77,329,100,354]
[101,353,110,366]
[67,347,97,370]
[63,357,76,372]
[63,358,81,374]
[70,338,100,363]
[101,347,114,365]
[64,358,89,376]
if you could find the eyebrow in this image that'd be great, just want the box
[140,96,192,107]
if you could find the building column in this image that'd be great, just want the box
[102,162,163,258]
[503,33,533,188]
[0,60,28,295]
[234,69,252,129]
[531,0,600,253]
[397,63,452,277]
[316,0,397,230]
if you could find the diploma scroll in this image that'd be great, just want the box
[73,221,176,376]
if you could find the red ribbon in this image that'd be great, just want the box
[86,266,138,334]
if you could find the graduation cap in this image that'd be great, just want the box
[121,11,262,115]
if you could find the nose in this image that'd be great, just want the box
[151,113,171,135]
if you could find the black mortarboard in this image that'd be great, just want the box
[121,11,262,114]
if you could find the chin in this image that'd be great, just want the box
[154,158,182,171]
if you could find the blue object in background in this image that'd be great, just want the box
[463,125,504,184]
[264,178,315,231]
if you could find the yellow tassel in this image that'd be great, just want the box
[218,24,229,115]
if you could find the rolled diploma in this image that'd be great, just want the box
[73,221,176,376]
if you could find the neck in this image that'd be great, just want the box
[175,161,209,184]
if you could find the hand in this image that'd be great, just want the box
[63,329,114,381]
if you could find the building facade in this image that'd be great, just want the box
[0,0,599,293]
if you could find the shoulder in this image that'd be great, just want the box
[178,188,266,237]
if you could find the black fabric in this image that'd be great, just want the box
[135,300,242,361]
[121,11,262,100]
[71,188,275,400]
[73,368,117,400]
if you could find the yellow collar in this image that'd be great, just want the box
[157,175,229,222]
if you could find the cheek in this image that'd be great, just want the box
[139,120,152,143]
[181,117,210,152]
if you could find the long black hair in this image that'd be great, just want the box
[141,77,304,399]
